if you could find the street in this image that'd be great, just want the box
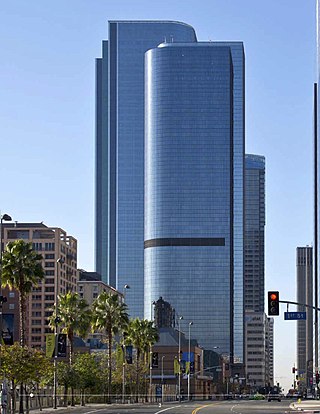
[50,400,294,414]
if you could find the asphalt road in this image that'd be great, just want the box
[56,400,293,414]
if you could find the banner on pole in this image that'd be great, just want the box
[46,334,55,358]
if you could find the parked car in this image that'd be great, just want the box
[268,391,281,402]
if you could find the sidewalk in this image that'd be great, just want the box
[290,400,320,413]
[28,404,103,414]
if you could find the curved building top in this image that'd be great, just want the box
[108,20,197,41]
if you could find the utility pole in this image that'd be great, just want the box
[314,81,319,397]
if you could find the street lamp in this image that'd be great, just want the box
[150,300,156,321]
[178,316,183,402]
[161,355,165,403]
[188,321,193,401]
[123,284,130,301]
[149,300,156,402]
[0,213,12,411]
[0,214,12,343]
[122,284,130,404]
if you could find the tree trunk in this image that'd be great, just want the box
[11,381,16,414]
[107,329,112,404]
[135,350,140,403]
[19,383,24,414]
[19,292,26,347]
[18,290,26,414]
[63,384,68,407]
[68,332,75,406]
[36,384,42,411]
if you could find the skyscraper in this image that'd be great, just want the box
[95,21,197,317]
[95,21,245,361]
[244,154,266,386]
[144,40,244,360]
[244,154,265,312]
[296,246,313,391]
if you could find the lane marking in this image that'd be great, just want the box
[192,404,211,414]
[155,405,182,414]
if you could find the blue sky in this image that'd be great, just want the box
[0,0,316,391]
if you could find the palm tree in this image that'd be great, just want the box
[125,318,159,402]
[91,292,129,403]
[48,292,91,406]
[1,239,44,414]
[1,240,44,346]
[48,292,91,366]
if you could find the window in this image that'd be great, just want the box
[45,295,54,301]
[45,278,54,285]
[9,304,14,310]
[31,320,42,325]
[32,312,42,317]
[45,243,55,251]
[45,254,55,260]
[93,293,98,299]
[45,287,54,292]
[31,336,41,342]
[32,328,41,333]
[32,242,43,251]
[7,230,29,239]
[45,270,54,276]
[8,292,15,298]
[32,295,42,300]
[45,262,55,268]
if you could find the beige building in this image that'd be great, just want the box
[77,270,123,305]
[245,311,266,389]
[2,223,77,349]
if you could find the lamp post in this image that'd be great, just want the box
[0,213,12,344]
[188,321,193,401]
[178,316,183,402]
[122,284,130,404]
[149,301,156,402]
[53,257,64,409]
[161,355,165,403]
[0,213,12,412]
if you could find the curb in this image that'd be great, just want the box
[289,402,320,413]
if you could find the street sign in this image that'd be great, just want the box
[284,312,306,320]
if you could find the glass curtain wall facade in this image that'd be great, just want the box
[213,42,245,362]
[95,21,197,317]
[144,43,235,354]
[244,154,265,312]
[296,246,313,391]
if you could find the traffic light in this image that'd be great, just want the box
[316,373,320,384]
[268,291,280,316]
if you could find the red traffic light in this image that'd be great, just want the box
[268,291,280,316]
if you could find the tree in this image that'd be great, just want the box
[72,353,99,405]
[91,292,129,403]
[1,240,44,346]
[48,292,91,406]
[125,318,159,401]
[48,292,91,366]
[0,344,52,414]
